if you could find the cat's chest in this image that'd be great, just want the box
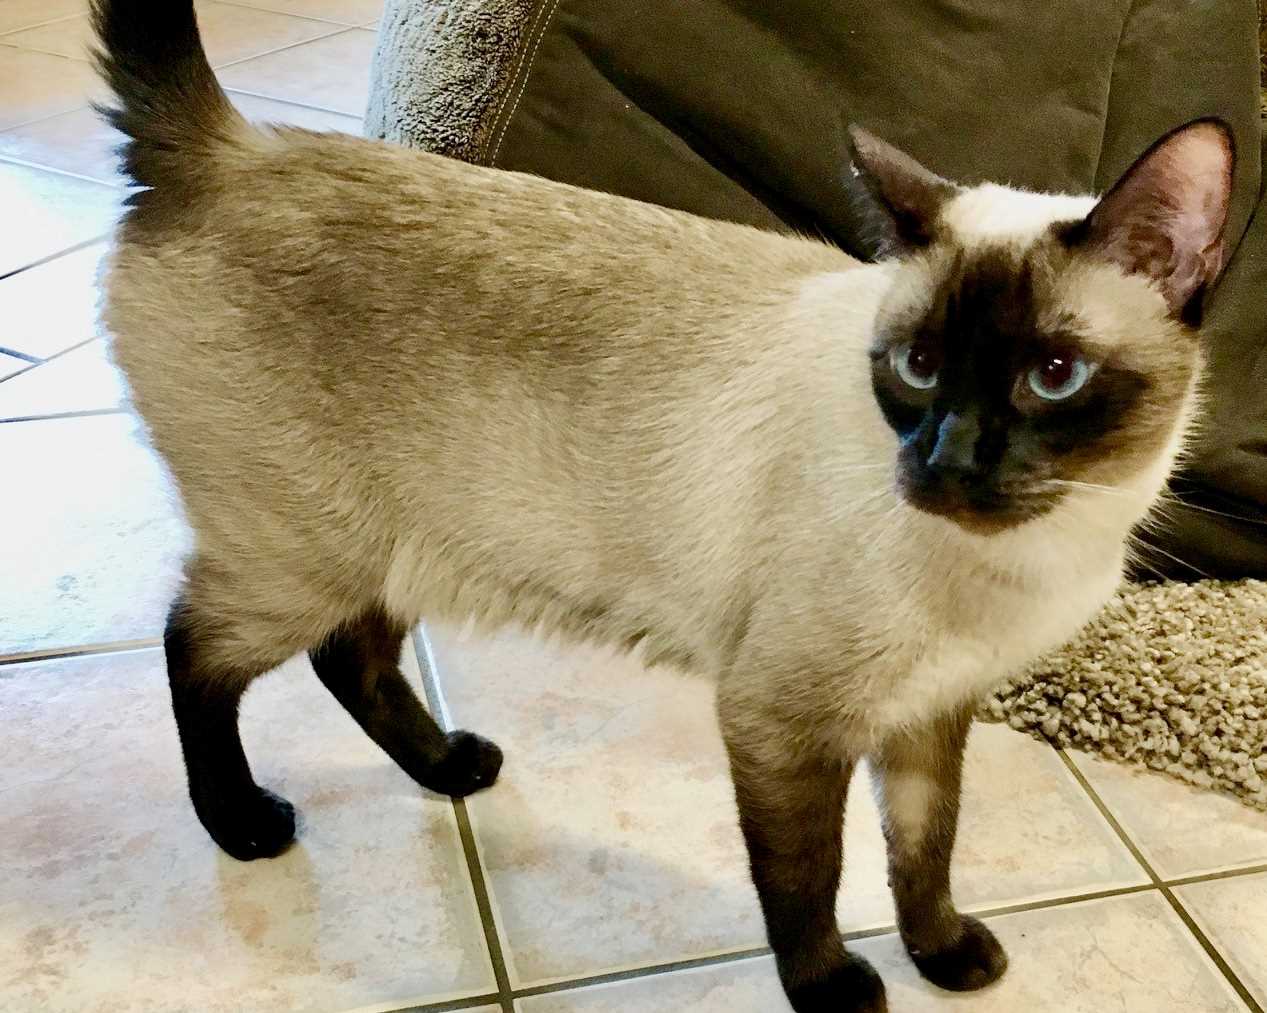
[860,560,1119,736]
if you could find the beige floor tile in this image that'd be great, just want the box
[0,47,102,130]
[0,243,107,360]
[227,89,363,133]
[425,624,1144,987]
[0,93,361,184]
[197,1,346,67]
[0,11,92,59]
[1069,750,1267,879]
[0,337,127,419]
[1177,871,1267,1008]
[0,0,84,35]
[0,414,189,655]
[0,648,496,1012]
[230,0,385,26]
[218,28,376,116]
[0,105,124,184]
[0,349,29,378]
[0,162,118,276]
[2,3,340,66]
[517,894,1244,1013]
[843,722,1147,926]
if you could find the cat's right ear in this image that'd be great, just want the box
[843,126,958,260]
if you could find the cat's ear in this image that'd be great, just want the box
[844,126,958,259]
[1065,119,1235,322]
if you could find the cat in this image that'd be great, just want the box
[91,1,1231,1010]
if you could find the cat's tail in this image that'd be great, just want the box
[90,0,247,190]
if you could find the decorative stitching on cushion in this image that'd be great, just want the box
[476,0,551,164]
[488,0,565,166]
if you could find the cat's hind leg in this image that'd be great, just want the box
[869,705,1007,991]
[308,605,502,798]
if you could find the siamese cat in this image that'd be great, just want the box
[92,0,1231,1009]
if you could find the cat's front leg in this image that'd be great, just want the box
[869,704,1007,992]
[719,687,887,1013]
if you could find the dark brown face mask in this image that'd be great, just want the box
[851,120,1235,532]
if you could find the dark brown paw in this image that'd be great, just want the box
[425,731,503,798]
[196,786,297,861]
[907,915,1007,992]
[783,952,888,1012]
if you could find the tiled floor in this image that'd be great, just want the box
[1,2,1265,1011]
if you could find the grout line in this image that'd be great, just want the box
[222,86,363,120]
[506,885,1171,1001]
[0,151,125,189]
[1166,864,1267,889]
[509,947,774,1002]
[1166,894,1264,1013]
[0,333,102,380]
[0,331,108,390]
[1056,750,1158,877]
[0,102,110,139]
[5,13,354,72]
[0,13,84,38]
[222,85,363,119]
[412,629,516,1013]
[212,0,372,29]
[1059,750,1264,1013]
[0,407,128,424]
[0,235,106,283]
[387,995,507,1013]
[210,23,357,71]
[452,800,515,1013]
[0,101,88,137]
[0,638,162,667]
[955,883,1157,924]
[504,883,1171,1003]
[0,38,92,64]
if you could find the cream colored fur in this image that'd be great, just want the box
[103,126,1197,755]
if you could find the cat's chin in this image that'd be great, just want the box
[898,485,1056,536]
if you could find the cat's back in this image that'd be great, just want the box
[104,126,853,429]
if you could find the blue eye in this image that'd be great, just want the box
[891,343,939,390]
[1027,355,1093,401]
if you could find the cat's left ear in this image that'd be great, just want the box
[844,126,959,259]
[1066,118,1235,323]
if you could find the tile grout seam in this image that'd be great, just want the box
[500,883,1166,1003]
[411,628,517,1013]
[1057,749,1264,1013]
[0,18,357,71]
[210,22,362,72]
[0,235,106,283]
[0,13,83,39]
[0,408,129,425]
[0,331,112,389]
[0,637,162,666]
[0,150,123,188]
[212,0,375,30]
[0,22,359,95]
[220,84,366,119]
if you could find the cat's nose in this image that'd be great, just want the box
[925,411,983,482]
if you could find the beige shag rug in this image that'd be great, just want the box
[988,581,1267,810]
